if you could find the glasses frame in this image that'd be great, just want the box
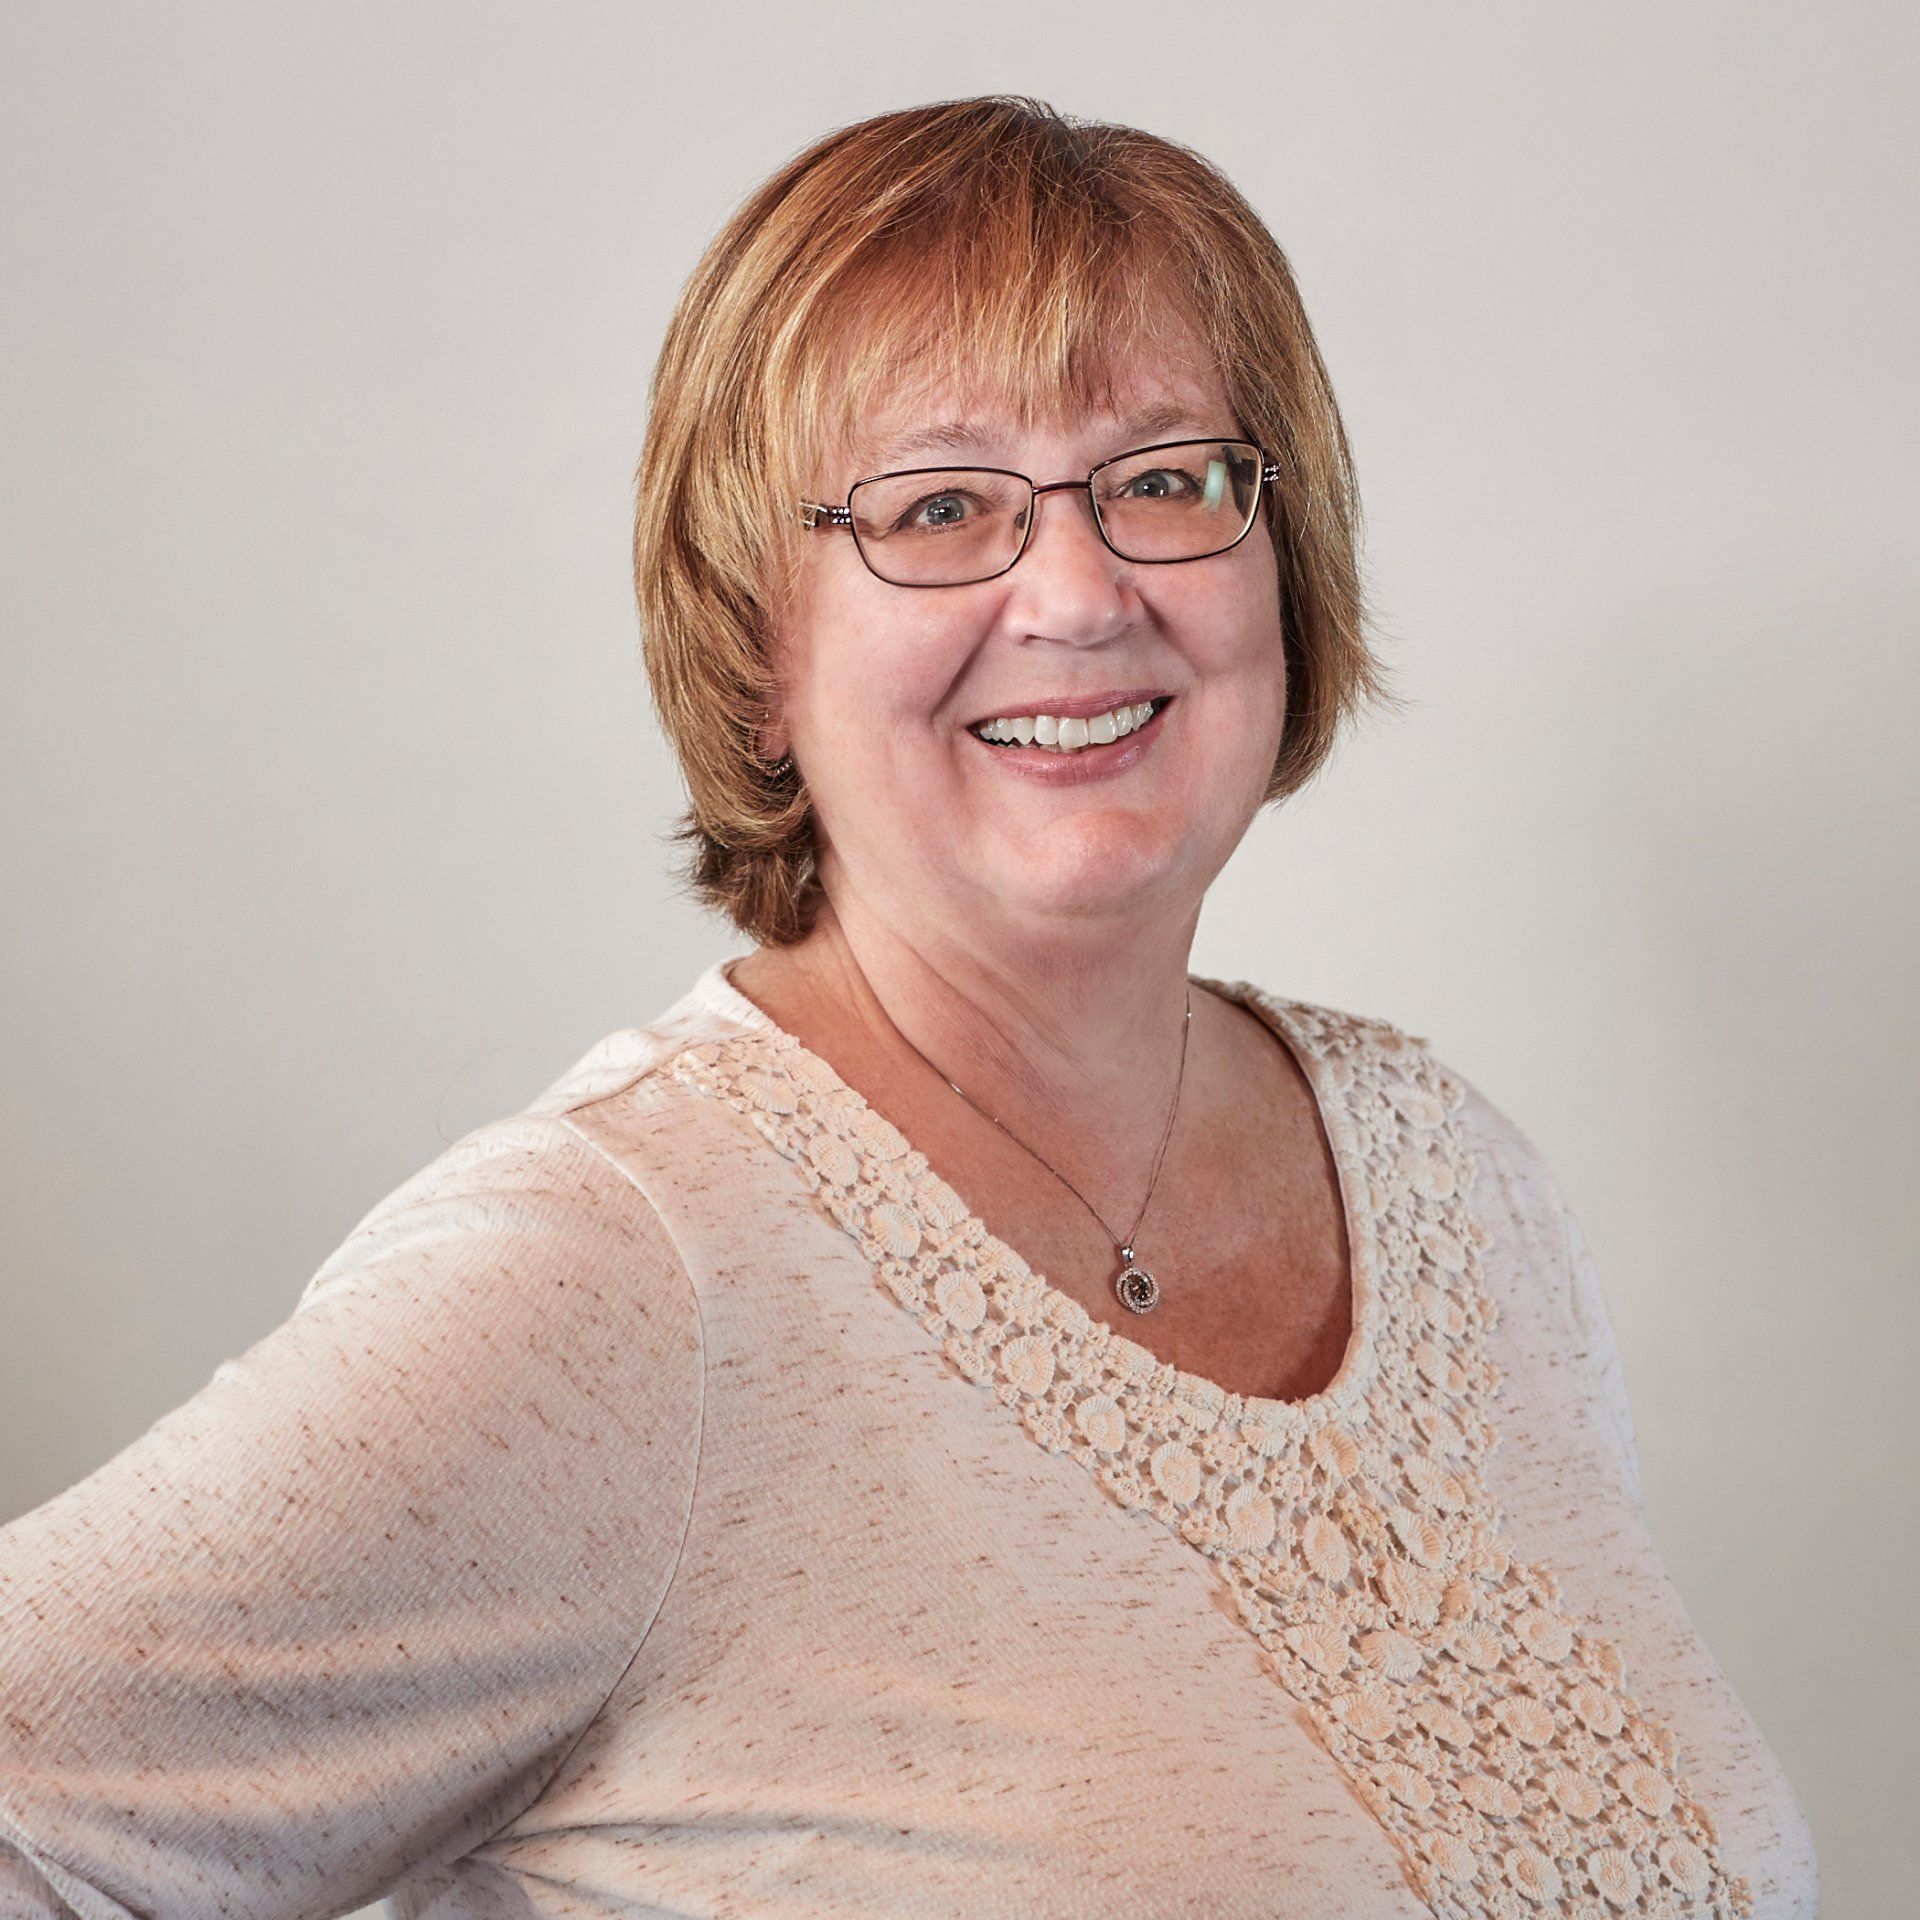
[796,436,1283,588]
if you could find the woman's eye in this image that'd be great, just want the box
[901,492,973,530]
[1118,467,1196,500]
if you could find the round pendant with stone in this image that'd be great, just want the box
[1115,1262,1160,1315]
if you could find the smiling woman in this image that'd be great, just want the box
[633,95,1389,948]
[0,94,1818,1920]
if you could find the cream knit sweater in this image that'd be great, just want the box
[0,960,1819,1918]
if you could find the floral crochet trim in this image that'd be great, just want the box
[670,984,1752,1919]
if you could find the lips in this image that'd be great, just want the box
[967,694,1174,773]
[965,687,1173,728]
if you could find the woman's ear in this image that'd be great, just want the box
[754,703,790,767]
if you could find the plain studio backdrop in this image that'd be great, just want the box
[2,5,1913,1916]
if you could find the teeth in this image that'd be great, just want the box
[974,699,1159,752]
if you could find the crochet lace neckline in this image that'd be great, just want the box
[694,954,1384,1431]
[673,954,1756,1917]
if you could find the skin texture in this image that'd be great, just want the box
[729,315,1353,1402]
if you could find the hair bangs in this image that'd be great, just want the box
[776,187,1192,499]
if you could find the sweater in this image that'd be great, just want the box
[0,958,1821,1918]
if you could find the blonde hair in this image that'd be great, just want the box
[633,95,1403,947]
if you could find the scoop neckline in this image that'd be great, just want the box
[692,954,1384,1431]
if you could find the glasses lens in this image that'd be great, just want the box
[848,468,1029,585]
[1094,440,1263,563]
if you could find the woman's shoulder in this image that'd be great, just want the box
[1233,981,1650,1554]
[511,956,763,1121]
[1222,974,1564,1200]
[495,956,790,1200]
[1289,989,1643,1502]
[1227,975,1620,1421]
[288,961,766,1330]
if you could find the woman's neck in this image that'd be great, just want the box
[734,891,1205,1165]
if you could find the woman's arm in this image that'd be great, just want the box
[0,1109,704,1919]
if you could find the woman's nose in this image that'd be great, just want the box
[1005,484,1131,636]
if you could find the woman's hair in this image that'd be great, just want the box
[633,95,1403,948]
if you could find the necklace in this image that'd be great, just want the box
[860,971,1194,1316]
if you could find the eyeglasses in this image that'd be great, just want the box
[797,437,1281,588]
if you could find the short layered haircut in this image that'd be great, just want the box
[633,95,1402,947]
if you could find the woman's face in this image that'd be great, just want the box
[772,315,1289,944]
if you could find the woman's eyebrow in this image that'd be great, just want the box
[859,402,1203,473]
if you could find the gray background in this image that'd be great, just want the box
[3,4,1913,1915]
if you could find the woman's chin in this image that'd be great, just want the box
[961,828,1190,922]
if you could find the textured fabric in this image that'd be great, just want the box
[0,960,1819,1919]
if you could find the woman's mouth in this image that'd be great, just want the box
[964,695,1175,782]
[968,695,1173,754]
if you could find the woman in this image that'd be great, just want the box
[0,97,1817,1919]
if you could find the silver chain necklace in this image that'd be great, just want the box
[863,977,1194,1316]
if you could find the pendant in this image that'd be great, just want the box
[1114,1244,1160,1315]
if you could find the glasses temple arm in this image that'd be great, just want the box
[796,502,854,529]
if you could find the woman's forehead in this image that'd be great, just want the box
[833,335,1233,478]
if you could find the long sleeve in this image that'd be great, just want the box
[0,1109,705,1920]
